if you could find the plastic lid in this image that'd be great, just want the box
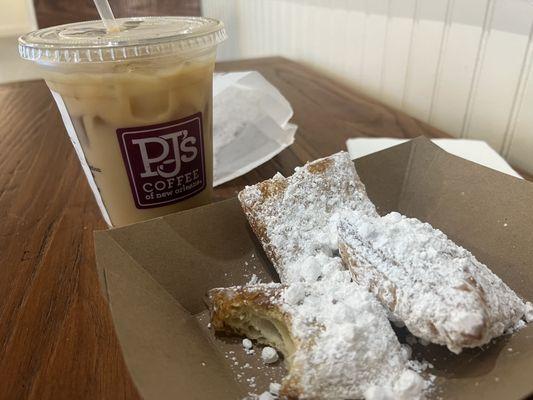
[18,16,227,64]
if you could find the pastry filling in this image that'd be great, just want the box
[226,308,295,362]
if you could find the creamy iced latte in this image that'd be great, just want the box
[19,17,226,226]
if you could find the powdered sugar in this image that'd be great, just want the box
[284,254,350,285]
[280,277,417,399]
[524,302,533,323]
[269,383,281,396]
[235,152,430,398]
[257,391,275,400]
[407,359,434,374]
[261,347,279,364]
[242,338,253,350]
[211,279,426,399]
[282,283,306,305]
[243,382,281,400]
[248,274,261,285]
[365,369,429,400]
[339,211,526,353]
[507,319,526,333]
[238,151,377,281]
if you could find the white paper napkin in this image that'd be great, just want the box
[213,71,297,186]
[346,138,522,179]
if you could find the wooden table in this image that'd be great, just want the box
[0,57,511,399]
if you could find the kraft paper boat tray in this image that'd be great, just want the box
[95,137,533,400]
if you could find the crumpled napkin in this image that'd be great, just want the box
[213,71,297,186]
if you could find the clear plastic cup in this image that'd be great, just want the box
[18,17,227,227]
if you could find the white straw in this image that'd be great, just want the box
[93,0,119,33]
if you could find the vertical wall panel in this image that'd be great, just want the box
[428,0,487,137]
[254,0,267,56]
[273,0,286,57]
[325,1,352,80]
[341,0,367,90]
[288,0,308,60]
[359,0,389,97]
[317,1,334,72]
[313,1,334,70]
[328,0,351,81]
[380,0,417,109]
[303,2,322,65]
[241,0,261,58]
[463,0,532,151]
[265,0,277,57]
[504,24,533,171]
[202,0,240,61]
[401,0,450,122]
[277,0,293,58]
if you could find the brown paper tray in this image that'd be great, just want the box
[95,137,533,400]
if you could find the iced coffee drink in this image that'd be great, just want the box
[19,17,226,227]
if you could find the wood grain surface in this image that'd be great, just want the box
[34,0,200,28]
[0,57,521,400]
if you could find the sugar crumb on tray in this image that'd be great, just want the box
[524,302,533,323]
[269,382,281,396]
[242,338,253,350]
[258,392,276,400]
[261,347,279,364]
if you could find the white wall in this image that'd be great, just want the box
[0,0,39,84]
[203,0,533,174]
[0,0,36,36]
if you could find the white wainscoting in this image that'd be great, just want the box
[0,0,37,37]
[202,0,533,173]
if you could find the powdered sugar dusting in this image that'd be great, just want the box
[261,347,279,364]
[235,152,432,398]
[212,278,427,399]
[365,369,429,400]
[269,382,281,396]
[248,274,261,285]
[257,391,275,400]
[238,151,377,281]
[524,302,533,323]
[339,211,527,353]
[283,279,421,399]
[283,254,432,399]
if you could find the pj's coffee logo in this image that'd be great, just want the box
[117,113,206,209]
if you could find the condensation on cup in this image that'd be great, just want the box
[18,17,227,227]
